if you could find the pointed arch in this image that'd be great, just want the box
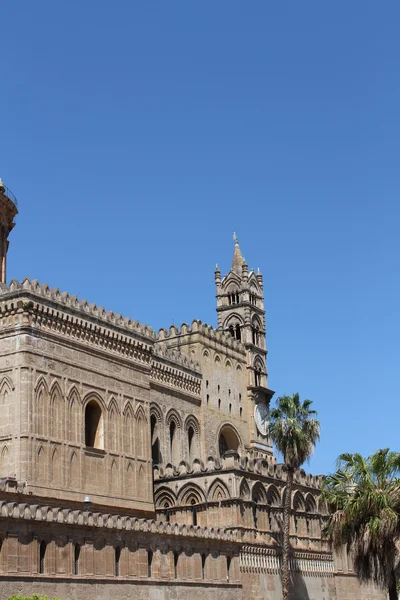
[37,445,47,484]
[0,377,13,437]
[135,405,147,458]
[150,404,163,465]
[166,409,181,465]
[0,445,11,477]
[178,483,206,506]
[252,482,267,504]
[137,463,146,499]
[69,451,79,489]
[184,415,200,463]
[36,379,49,436]
[207,478,230,502]
[239,479,251,500]
[110,459,119,494]
[124,402,135,456]
[51,446,61,486]
[67,387,81,443]
[84,395,104,449]
[108,398,120,453]
[305,493,317,514]
[154,486,177,509]
[218,423,241,457]
[125,461,135,497]
[267,484,281,507]
[50,381,64,439]
[293,490,306,512]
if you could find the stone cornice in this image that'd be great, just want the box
[157,320,246,357]
[151,354,202,400]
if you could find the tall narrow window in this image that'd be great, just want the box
[229,325,235,338]
[115,546,121,576]
[229,403,232,414]
[147,549,153,578]
[235,324,241,341]
[188,426,194,462]
[39,541,46,574]
[192,504,197,526]
[74,543,80,575]
[227,556,231,582]
[218,399,221,410]
[151,414,160,464]
[169,421,177,463]
[252,503,258,529]
[201,553,206,579]
[174,551,179,579]
[85,400,103,448]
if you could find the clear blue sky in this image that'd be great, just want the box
[2,2,399,475]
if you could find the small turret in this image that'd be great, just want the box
[0,180,18,284]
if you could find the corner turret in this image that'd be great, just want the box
[0,179,18,284]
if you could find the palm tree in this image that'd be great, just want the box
[268,393,320,600]
[322,449,400,600]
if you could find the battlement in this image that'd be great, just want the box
[0,277,156,341]
[153,453,324,490]
[157,319,245,354]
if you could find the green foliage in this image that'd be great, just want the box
[268,393,320,469]
[322,448,400,597]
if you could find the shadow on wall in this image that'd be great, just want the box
[288,571,311,600]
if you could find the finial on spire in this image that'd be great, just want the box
[233,232,238,243]
[232,233,244,272]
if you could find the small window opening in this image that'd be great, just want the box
[218,385,220,392]
[169,421,176,454]
[85,400,103,448]
[165,509,170,522]
[74,543,80,576]
[192,503,197,526]
[229,403,232,414]
[235,324,241,341]
[147,549,153,578]
[188,426,195,460]
[39,541,46,574]
[227,556,231,582]
[229,325,235,338]
[218,399,221,410]
[239,393,242,402]
[201,553,206,579]
[206,394,209,404]
[115,546,121,576]
[240,407,243,417]
[206,380,209,388]
[174,551,179,579]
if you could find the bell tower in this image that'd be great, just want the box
[0,179,18,284]
[215,235,274,457]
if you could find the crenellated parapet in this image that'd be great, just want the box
[157,320,246,356]
[151,346,202,400]
[154,453,324,491]
[0,278,155,364]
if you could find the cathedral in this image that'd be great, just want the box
[0,181,383,599]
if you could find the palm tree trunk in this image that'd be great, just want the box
[388,571,398,600]
[282,467,294,600]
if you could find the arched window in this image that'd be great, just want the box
[39,541,46,574]
[151,414,161,464]
[115,546,121,576]
[169,421,176,462]
[235,323,241,341]
[147,549,153,578]
[218,426,240,457]
[85,400,103,448]
[74,543,80,575]
[188,426,194,461]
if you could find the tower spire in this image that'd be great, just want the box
[232,233,244,272]
[0,180,18,284]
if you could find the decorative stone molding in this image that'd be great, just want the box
[240,546,334,575]
[157,320,246,354]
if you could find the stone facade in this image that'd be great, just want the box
[0,185,385,599]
